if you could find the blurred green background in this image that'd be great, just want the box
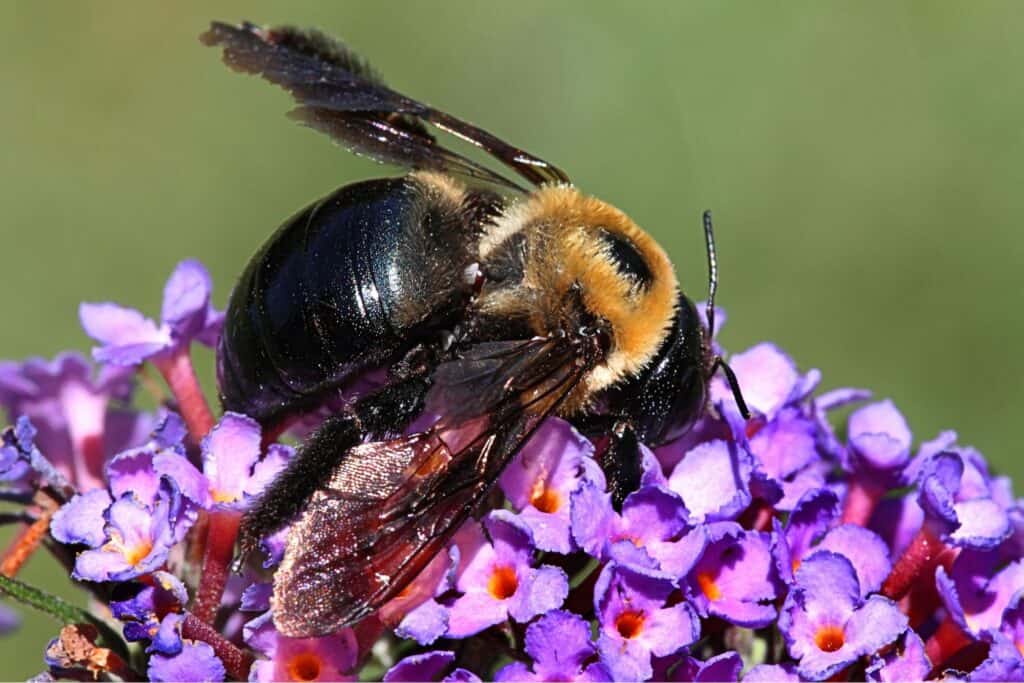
[1,1,1022,678]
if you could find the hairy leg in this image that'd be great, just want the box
[235,376,431,567]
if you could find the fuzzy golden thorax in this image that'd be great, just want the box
[478,185,678,410]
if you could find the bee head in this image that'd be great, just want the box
[479,186,678,406]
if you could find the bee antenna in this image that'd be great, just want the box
[702,210,752,420]
[711,356,751,420]
[702,210,719,341]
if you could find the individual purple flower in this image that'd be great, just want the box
[779,552,907,680]
[0,352,151,491]
[244,610,358,682]
[844,400,913,484]
[866,630,931,682]
[445,511,568,638]
[384,651,480,682]
[571,480,697,575]
[747,407,826,510]
[91,412,201,543]
[52,479,191,582]
[148,641,226,682]
[936,551,1024,638]
[687,522,779,628]
[80,259,223,367]
[813,524,892,597]
[774,488,840,585]
[917,448,1011,550]
[109,571,189,653]
[499,418,602,553]
[153,412,291,510]
[495,609,611,682]
[594,563,700,681]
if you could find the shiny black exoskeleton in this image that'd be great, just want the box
[217,177,495,426]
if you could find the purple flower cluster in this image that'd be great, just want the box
[2,261,1023,682]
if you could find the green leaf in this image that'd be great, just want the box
[0,574,127,656]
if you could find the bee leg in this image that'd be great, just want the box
[233,375,431,570]
[603,420,643,511]
[571,415,643,512]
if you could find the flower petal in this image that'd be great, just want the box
[201,412,262,506]
[508,564,569,623]
[50,488,112,548]
[815,524,891,597]
[148,641,226,682]
[80,302,171,366]
[668,439,751,523]
[161,260,213,335]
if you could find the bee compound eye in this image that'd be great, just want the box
[579,326,611,354]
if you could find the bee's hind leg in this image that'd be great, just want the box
[233,373,432,571]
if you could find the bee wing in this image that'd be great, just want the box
[201,21,570,191]
[272,336,596,637]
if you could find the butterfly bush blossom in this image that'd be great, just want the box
[1,259,1022,682]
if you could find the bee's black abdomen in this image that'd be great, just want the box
[218,176,476,425]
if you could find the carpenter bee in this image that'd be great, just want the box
[202,21,750,637]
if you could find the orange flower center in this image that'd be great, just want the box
[286,652,322,681]
[697,571,722,601]
[488,565,519,600]
[211,489,239,504]
[815,625,846,653]
[615,610,645,639]
[120,540,153,567]
[791,558,802,574]
[530,486,562,513]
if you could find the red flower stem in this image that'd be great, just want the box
[191,509,242,624]
[0,511,52,577]
[881,525,947,601]
[904,544,959,627]
[182,613,254,680]
[840,476,882,526]
[153,347,216,443]
[925,615,972,668]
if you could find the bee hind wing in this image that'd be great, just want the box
[201,21,569,190]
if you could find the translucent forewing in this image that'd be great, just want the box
[273,337,597,636]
